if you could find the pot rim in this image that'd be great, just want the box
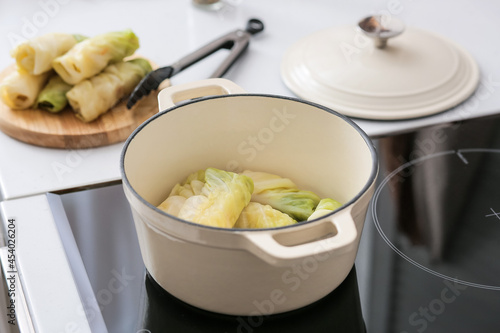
[120,93,378,232]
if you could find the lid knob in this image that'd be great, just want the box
[358,15,405,49]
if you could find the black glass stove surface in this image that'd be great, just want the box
[368,113,500,333]
[61,184,365,333]
[141,268,365,333]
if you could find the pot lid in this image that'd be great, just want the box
[281,16,480,120]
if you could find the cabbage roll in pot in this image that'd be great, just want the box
[66,58,152,122]
[158,168,254,229]
[53,29,139,85]
[234,202,297,229]
[0,70,51,109]
[307,198,342,221]
[10,33,86,75]
[241,170,321,221]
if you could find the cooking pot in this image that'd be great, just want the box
[120,78,378,315]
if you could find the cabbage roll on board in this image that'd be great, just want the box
[53,29,139,85]
[10,33,86,75]
[0,69,51,109]
[36,75,72,113]
[66,58,152,122]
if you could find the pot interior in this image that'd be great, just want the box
[123,95,376,214]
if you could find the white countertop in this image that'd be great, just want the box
[1,0,500,200]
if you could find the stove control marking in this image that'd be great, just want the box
[485,208,500,220]
[456,150,469,164]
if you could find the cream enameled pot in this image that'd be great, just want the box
[120,78,378,315]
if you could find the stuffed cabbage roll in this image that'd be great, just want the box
[307,198,342,221]
[158,170,205,216]
[11,33,86,75]
[242,170,297,193]
[241,170,321,221]
[0,70,51,109]
[36,75,72,112]
[168,169,206,198]
[157,195,187,216]
[158,168,254,228]
[53,29,139,85]
[234,202,297,229]
[66,58,152,122]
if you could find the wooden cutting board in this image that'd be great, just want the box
[0,63,168,149]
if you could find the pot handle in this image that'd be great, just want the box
[242,207,358,267]
[157,78,247,111]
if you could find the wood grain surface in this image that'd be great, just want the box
[0,62,167,149]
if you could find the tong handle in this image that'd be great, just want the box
[245,18,265,35]
[170,18,264,78]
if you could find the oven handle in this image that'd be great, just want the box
[0,194,105,332]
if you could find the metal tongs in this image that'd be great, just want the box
[126,18,264,109]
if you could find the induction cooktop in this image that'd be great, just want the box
[3,112,500,333]
[367,113,500,333]
[60,112,500,333]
